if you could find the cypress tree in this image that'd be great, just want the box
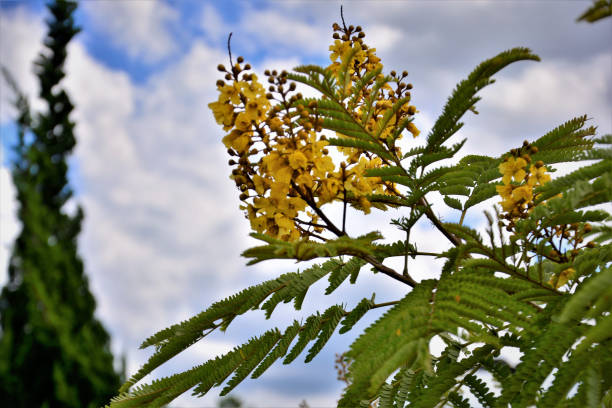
[0,1,121,406]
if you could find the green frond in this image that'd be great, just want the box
[535,159,611,203]
[328,136,393,160]
[358,76,390,126]
[110,331,280,408]
[338,44,365,99]
[426,48,539,152]
[325,257,366,294]
[261,259,341,316]
[283,314,323,364]
[558,266,612,323]
[443,196,463,211]
[339,281,438,407]
[364,166,406,177]
[463,374,496,407]
[243,232,382,264]
[305,305,345,362]
[220,330,281,396]
[348,65,383,110]
[374,96,412,139]
[251,321,301,379]
[339,297,374,334]
[577,0,612,23]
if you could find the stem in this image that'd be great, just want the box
[342,164,347,234]
[362,254,417,287]
[292,181,344,237]
[371,300,399,309]
[459,209,467,226]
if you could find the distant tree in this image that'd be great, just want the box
[218,394,243,408]
[0,1,121,406]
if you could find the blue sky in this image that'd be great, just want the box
[0,1,610,407]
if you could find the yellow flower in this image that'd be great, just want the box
[499,157,527,185]
[208,101,234,130]
[407,122,420,138]
[329,39,352,62]
[496,184,513,200]
[268,117,284,133]
[511,184,533,204]
[222,129,250,153]
[288,151,308,170]
[218,84,241,105]
[528,165,551,186]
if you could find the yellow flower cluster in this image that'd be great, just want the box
[208,24,421,241]
[496,141,550,220]
[326,23,420,163]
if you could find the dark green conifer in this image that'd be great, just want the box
[0,1,121,406]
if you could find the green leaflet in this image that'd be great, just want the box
[243,232,382,264]
[338,297,373,334]
[426,47,539,151]
[326,257,366,294]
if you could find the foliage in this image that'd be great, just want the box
[109,14,611,408]
[577,0,612,23]
[0,1,122,407]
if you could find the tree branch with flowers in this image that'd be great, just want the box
[108,15,611,408]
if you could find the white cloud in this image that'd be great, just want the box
[0,165,19,287]
[201,3,226,43]
[0,6,45,123]
[202,4,330,58]
[484,53,612,134]
[82,0,179,63]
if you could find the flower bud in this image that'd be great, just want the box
[216,80,225,87]
[333,33,340,39]
[587,241,596,248]
[217,64,226,72]
[237,56,244,63]
[530,146,539,154]
[244,64,251,70]
[583,223,592,233]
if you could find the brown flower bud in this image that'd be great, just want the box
[583,223,592,233]
[407,105,417,115]
[289,82,296,91]
[216,80,225,87]
[217,64,226,72]
[535,160,544,168]
[390,70,396,77]
[228,159,236,165]
[333,33,340,39]
[530,146,539,154]
[244,63,251,70]
[224,73,232,80]
[237,56,244,63]
[587,241,596,248]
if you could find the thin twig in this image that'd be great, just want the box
[340,5,348,32]
[227,32,234,68]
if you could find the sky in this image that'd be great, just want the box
[0,1,610,407]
